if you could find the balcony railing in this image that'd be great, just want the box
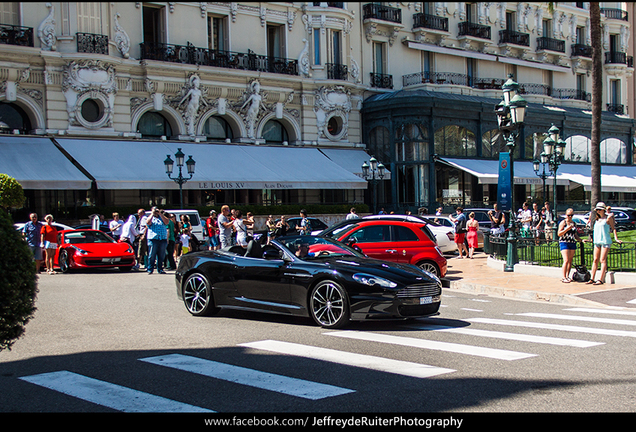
[370,72,393,89]
[413,13,448,32]
[326,63,348,80]
[458,22,491,40]
[571,43,593,58]
[537,37,565,53]
[362,3,402,24]
[0,23,33,47]
[607,103,625,115]
[552,88,591,102]
[605,51,634,67]
[140,42,298,75]
[499,29,530,47]
[600,8,628,21]
[77,32,109,54]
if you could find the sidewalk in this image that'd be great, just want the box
[442,253,636,307]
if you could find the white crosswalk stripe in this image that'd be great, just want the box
[325,330,536,360]
[467,317,636,338]
[517,312,636,326]
[409,323,604,348]
[19,371,211,413]
[564,308,636,317]
[139,354,354,400]
[239,339,456,378]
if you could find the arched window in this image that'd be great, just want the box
[262,119,289,144]
[600,138,626,164]
[434,125,476,157]
[137,112,173,138]
[202,116,233,141]
[564,135,590,162]
[0,102,32,133]
[395,123,428,162]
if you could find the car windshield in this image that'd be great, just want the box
[319,222,360,239]
[64,230,115,244]
[277,235,364,260]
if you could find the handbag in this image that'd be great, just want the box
[454,218,467,234]
[572,265,591,283]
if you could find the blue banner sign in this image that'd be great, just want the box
[498,152,512,211]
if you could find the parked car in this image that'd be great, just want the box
[176,235,442,328]
[145,209,207,248]
[362,214,455,254]
[14,221,74,232]
[55,229,136,272]
[275,216,328,235]
[423,215,484,249]
[458,208,493,231]
[319,218,447,278]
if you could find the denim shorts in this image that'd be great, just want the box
[594,243,611,249]
[559,242,577,251]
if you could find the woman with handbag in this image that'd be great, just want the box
[450,207,468,259]
[558,208,581,283]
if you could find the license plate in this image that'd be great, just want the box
[102,258,121,263]
[419,296,433,305]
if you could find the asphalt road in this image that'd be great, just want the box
[1,268,635,421]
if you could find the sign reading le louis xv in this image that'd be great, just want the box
[198,182,294,189]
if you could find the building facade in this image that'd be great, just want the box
[0,2,634,219]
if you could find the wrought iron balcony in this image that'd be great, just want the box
[413,13,448,32]
[571,44,593,58]
[458,22,491,40]
[537,37,565,53]
[499,29,529,47]
[362,3,402,24]
[0,23,33,47]
[605,51,634,67]
[370,72,393,89]
[553,88,591,102]
[140,42,298,76]
[607,103,625,115]
[77,32,109,55]
[326,63,348,80]
[600,8,628,21]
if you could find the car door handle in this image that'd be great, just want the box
[385,249,397,253]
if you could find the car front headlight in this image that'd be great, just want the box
[71,245,88,255]
[353,273,397,288]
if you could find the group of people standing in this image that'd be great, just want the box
[207,205,255,249]
[21,213,59,274]
[558,202,621,285]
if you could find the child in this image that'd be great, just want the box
[180,228,191,255]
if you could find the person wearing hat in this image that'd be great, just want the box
[588,202,621,285]
[206,210,220,250]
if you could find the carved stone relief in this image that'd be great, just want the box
[314,85,351,141]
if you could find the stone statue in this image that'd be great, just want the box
[241,80,264,139]
[178,75,207,136]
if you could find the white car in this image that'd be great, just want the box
[14,221,74,232]
[422,215,484,251]
[362,214,456,254]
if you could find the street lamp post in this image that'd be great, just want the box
[542,124,566,240]
[494,74,528,272]
[164,148,196,209]
[533,143,552,203]
[361,156,385,214]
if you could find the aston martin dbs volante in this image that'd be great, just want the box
[175,235,442,328]
[56,229,137,272]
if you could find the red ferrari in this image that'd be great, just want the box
[55,229,136,272]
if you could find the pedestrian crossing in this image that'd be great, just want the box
[18,303,636,412]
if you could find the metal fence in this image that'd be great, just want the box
[485,232,636,272]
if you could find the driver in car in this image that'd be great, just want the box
[295,242,315,258]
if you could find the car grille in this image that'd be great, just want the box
[85,258,135,266]
[396,283,441,298]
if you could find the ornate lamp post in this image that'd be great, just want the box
[533,143,551,203]
[542,124,566,240]
[362,156,385,214]
[164,148,196,209]
[494,74,528,272]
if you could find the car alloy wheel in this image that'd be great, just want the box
[310,280,349,329]
[183,273,219,317]
[58,249,70,273]
[418,261,439,277]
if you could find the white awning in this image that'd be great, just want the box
[0,136,92,189]
[55,139,368,190]
[319,147,392,180]
[558,164,636,193]
[438,157,570,186]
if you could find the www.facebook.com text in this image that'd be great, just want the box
[204,415,463,428]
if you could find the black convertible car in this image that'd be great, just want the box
[175,235,442,328]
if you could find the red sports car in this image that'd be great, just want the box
[55,229,136,272]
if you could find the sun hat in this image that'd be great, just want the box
[594,202,606,211]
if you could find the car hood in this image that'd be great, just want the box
[320,255,440,285]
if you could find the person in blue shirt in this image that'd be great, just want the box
[22,213,43,273]
[145,207,170,274]
[297,209,312,235]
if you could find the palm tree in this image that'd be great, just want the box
[589,2,602,213]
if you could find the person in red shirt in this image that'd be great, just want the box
[40,214,59,274]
